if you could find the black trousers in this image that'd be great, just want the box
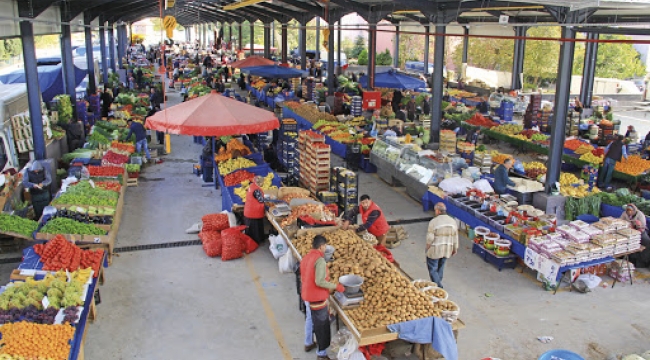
[245,217,265,244]
[311,305,331,354]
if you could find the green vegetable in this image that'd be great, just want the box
[40,217,106,235]
[51,181,119,207]
[125,164,141,173]
[54,95,73,124]
[0,214,38,238]
[62,149,94,163]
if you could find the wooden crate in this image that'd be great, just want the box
[127,178,138,187]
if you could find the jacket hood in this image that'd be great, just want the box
[30,162,43,172]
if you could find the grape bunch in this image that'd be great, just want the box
[62,306,79,324]
[0,305,59,325]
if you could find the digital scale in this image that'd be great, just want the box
[334,289,364,309]
[270,203,291,217]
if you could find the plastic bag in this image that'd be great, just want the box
[278,250,297,273]
[222,210,238,227]
[269,234,288,259]
[577,273,601,289]
[242,234,259,254]
[186,222,202,234]
[338,329,360,360]
[202,213,230,232]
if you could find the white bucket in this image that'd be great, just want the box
[494,239,512,256]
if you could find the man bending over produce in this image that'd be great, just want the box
[342,194,390,246]
[301,235,345,360]
[23,161,52,220]
[126,119,151,161]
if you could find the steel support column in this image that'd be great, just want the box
[429,25,446,145]
[546,25,577,193]
[264,23,271,58]
[461,26,469,80]
[580,32,599,107]
[238,23,243,52]
[19,21,46,160]
[271,22,275,50]
[511,26,527,90]
[250,23,255,57]
[281,23,288,63]
[84,14,97,95]
[368,24,377,88]
[60,23,77,106]
[315,18,320,61]
[337,22,342,75]
[99,20,109,85]
[393,25,400,68]
[300,23,307,70]
[117,25,125,70]
[327,22,335,90]
[108,24,116,73]
[229,24,233,50]
[423,26,430,76]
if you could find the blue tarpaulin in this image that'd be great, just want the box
[0,64,86,103]
[243,65,307,79]
[359,70,426,90]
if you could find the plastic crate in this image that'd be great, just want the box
[318,191,338,204]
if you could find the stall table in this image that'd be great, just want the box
[266,214,465,347]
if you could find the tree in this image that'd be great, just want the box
[5,39,21,59]
[397,33,425,68]
[350,35,366,59]
[451,37,513,73]
[376,49,393,66]
[341,37,355,58]
[573,34,646,79]
[358,49,368,65]
[523,27,561,87]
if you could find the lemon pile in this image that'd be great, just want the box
[234,173,279,202]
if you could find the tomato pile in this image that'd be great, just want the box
[592,148,605,157]
[466,113,499,128]
[102,150,129,164]
[110,141,135,153]
[564,139,586,151]
[33,236,104,276]
[88,166,123,177]
[223,170,255,187]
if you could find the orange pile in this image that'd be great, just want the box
[615,155,650,176]
[492,153,513,165]
[0,322,75,360]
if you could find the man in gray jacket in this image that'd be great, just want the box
[426,203,459,288]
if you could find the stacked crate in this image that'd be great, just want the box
[10,113,33,153]
[299,130,330,195]
[440,130,456,153]
[473,152,492,174]
[331,167,358,215]
[279,119,299,179]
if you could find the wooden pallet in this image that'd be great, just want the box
[127,178,138,187]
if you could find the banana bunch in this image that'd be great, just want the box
[218,158,256,175]
[163,16,177,39]
[559,172,581,186]
[574,144,595,155]
[71,268,93,284]
[234,173,278,202]
[561,184,591,198]
[579,152,604,165]
[523,162,546,171]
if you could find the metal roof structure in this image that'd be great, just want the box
[15,0,650,29]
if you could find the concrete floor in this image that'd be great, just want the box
[0,87,645,359]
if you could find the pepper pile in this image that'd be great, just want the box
[223,170,255,187]
[33,235,104,276]
[110,141,135,153]
[0,214,39,238]
[88,166,123,177]
[102,150,129,164]
[466,113,499,128]
[39,218,106,236]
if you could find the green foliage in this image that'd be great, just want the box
[452,37,513,72]
[350,35,366,59]
[376,49,392,66]
[54,95,73,124]
[397,33,425,68]
[358,49,368,65]
[573,34,646,79]
[523,27,561,87]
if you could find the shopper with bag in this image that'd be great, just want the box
[425,203,459,288]
[243,176,266,245]
[301,235,345,360]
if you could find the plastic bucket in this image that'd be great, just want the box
[468,228,476,241]
[474,226,489,244]
[484,233,499,250]
[494,239,511,256]
[538,349,584,360]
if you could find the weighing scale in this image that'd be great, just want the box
[270,203,291,217]
[334,289,364,309]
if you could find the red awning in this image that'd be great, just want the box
[230,56,275,69]
[146,91,279,136]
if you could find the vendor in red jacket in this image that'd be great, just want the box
[300,235,345,360]
[243,176,266,245]
[342,194,390,246]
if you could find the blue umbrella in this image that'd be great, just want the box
[359,69,426,90]
[242,65,307,79]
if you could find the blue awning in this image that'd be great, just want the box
[359,70,426,90]
[0,64,86,103]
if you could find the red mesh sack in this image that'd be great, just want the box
[202,213,230,232]
[201,232,222,257]
[241,234,259,254]
[221,225,247,261]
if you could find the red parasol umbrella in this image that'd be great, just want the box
[230,56,275,69]
[145,91,279,136]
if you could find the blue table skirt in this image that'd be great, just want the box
[325,136,347,158]
[422,191,615,281]
[218,163,282,211]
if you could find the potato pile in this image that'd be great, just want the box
[413,280,437,289]
[422,287,447,300]
[434,300,458,312]
[294,229,441,331]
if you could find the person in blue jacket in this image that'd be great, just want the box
[493,158,515,194]
[126,119,151,161]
